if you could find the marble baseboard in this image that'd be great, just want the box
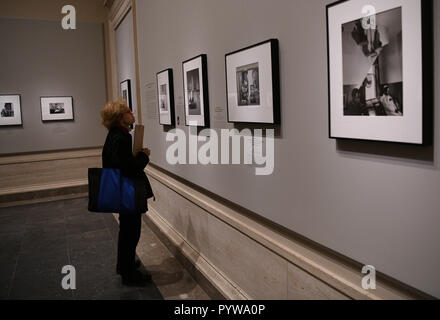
[145,165,427,300]
[143,208,245,300]
[0,148,98,207]
[146,175,345,300]
[0,147,102,165]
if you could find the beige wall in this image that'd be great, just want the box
[0,0,108,22]
[115,9,139,119]
[0,16,108,155]
[0,0,114,105]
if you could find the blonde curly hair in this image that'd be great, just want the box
[101,100,128,129]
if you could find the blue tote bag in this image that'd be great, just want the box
[88,168,146,214]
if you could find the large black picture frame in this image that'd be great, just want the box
[156,68,176,126]
[225,39,280,125]
[182,54,210,128]
[326,0,433,145]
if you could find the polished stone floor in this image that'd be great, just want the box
[0,197,209,300]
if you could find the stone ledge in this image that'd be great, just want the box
[145,165,428,300]
[0,192,88,208]
[0,148,102,165]
[144,206,248,300]
[0,179,88,205]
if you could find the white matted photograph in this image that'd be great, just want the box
[327,0,432,144]
[182,54,209,127]
[156,69,175,126]
[0,94,22,126]
[40,96,74,121]
[225,39,280,124]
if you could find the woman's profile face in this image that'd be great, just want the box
[121,107,135,126]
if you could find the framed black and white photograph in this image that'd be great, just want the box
[156,69,175,126]
[225,39,280,124]
[40,96,74,121]
[120,79,132,111]
[327,0,432,144]
[182,54,209,127]
[0,94,22,126]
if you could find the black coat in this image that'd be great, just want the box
[102,126,154,211]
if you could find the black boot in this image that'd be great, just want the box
[121,270,151,287]
[116,258,142,275]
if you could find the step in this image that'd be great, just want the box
[0,179,88,207]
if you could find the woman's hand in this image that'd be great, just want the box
[142,148,151,157]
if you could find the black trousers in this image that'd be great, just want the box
[117,213,142,275]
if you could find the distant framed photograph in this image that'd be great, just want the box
[120,79,132,111]
[40,96,74,121]
[0,94,22,126]
[327,0,433,144]
[156,69,175,126]
[182,54,210,127]
[225,39,280,124]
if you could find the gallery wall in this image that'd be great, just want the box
[0,17,108,155]
[115,9,139,121]
[135,0,440,297]
[0,0,108,23]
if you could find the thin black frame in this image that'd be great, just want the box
[40,96,74,122]
[225,39,280,125]
[156,68,176,126]
[0,94,23,127]
[120,79,132,111]
[182,54,210,128]
[326,0,433,146]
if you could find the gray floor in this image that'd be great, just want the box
[0,197,163,300]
